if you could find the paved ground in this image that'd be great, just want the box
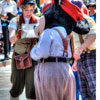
[0,47,27,100]
[0,65,27,100]
[0,46,13,67]
[0,65,11,100]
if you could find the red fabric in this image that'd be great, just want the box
[51,0,54,3]
[19,0,24,4]
[42,0,83,21]
[60,0,83,21]
[42,3,52,13]
[82,4,89,16]
[16,14,37,39]
[19,14,37,27]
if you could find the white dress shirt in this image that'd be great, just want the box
[0,0,17,16]
[30,26,72,61]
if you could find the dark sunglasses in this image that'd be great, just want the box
[89,5,96,7]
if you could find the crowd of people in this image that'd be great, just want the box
[0,0,96,100]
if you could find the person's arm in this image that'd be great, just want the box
[73,34,96,60]
[73,16,96,60]
[30,29,53,61]
[9,27,18,44]
[0,5,8,19]
[8,17,19,44]
[72,34,96,71]
[0,14,8,19]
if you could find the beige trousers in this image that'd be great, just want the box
[34,62,76,100]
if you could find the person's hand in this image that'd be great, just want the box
[72,60,77,71]
[3,15,8,19]
[73,49,83,61]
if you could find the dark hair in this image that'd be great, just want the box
[43,4,76,35]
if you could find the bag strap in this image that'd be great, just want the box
[16,15,20,30]
[78,34,90,52]
[78,34,84,44]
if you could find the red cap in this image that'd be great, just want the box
[60,0,83,21]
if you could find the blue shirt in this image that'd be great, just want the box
[40,3,46,13]
[17,7,22,15]
[90,13,96,23]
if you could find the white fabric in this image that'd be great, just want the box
[8,16,39,30]
[0,0,17,16]
[21,24,39,38]
[30,26,72,60]
[0,5,3,14]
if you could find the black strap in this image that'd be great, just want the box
[40,57,74,63]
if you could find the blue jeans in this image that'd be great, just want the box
[73,71,84,100]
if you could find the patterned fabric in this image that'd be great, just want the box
[77,50,96,100]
